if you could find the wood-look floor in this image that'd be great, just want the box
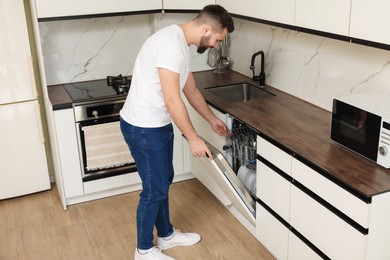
[0,179,275,260]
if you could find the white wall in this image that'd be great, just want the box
[39,13,390,111]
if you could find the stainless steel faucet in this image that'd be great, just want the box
[250,51,265,88]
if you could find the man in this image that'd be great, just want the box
[120,5,234,260]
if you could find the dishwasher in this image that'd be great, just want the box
[198,115,257,226]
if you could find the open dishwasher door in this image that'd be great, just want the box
[199,141,256,226]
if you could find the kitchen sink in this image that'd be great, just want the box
[205,82,275,103]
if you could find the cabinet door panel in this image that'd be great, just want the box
[163,0,214,10]
[35,0,162,18]
[256,202,289,260]
[257,136,291,174]
[173,124,184,176]
[291,158,370,228]
[288,232,323,260]
[172,124,192,177]
[255,0,295,25]
[350,0,390,44]
[295,0,351,35]
[257,160,290,220]
[53,109,84,198]
[290,185,367,260]
[216,0,256,17]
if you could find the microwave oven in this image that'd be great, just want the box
[331,91,390,168]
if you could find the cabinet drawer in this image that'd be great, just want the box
[256,202,289,260]
[257,160,291,221]
[288,232,322,260]
[257,136,291,174]
[290,185,367,260]
[291,158,370,228]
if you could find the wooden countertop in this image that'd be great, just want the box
[193,70,390,200]
[47,70,390,199]
[47,83,73,110]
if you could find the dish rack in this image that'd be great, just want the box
[225,123,257,170]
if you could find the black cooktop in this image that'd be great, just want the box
[63,76,131,103]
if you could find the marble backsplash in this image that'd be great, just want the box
[39,13,390,111]
[229,18,390,111]
[39,13,209,86]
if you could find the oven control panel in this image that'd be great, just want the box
[74,100,125,122]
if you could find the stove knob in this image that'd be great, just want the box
[379,146,388,156]
[92,110,98,118]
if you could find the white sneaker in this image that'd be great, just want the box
[134,247,175,260]
[157,228,201,250]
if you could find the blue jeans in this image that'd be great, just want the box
[120,117,174,250]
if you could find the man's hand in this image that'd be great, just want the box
[211,118,231,137]
[188,135,213,160]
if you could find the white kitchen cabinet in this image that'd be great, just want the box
[291,158,370,228]
[290,184,367,260]
[173,124,192,180]
[163,0,214,10]
[256,135,291,174]
[350,0,390,45]
[34,0,162,19]
[53,109,84,201]
[216,0,256,17]
[254,0,295,25]
[256,135,369,259]
[256,136,291,260]
[288,232,322,260]
[256,202,289,260]
[52,108,191,208]
[295,0,351,35]
[257,160,290,221]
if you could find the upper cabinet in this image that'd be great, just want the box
[163,0,215,10]
[350,0,390,45]
[295,0,351,35]
[254,0,295,25]
[216,0,256,17]
[34,0,162,19]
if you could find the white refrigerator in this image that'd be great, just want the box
[0,0,50,199]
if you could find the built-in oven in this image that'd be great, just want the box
[61,75,136,182]
[74,99,137,182]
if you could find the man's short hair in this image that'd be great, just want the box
[194,5,235,33]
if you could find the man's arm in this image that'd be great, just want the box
[183,72,230,137]
[159,68,212,158]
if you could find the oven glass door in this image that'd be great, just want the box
[331,100,381,161]
[199,141,256,226]
[77,116,136,181]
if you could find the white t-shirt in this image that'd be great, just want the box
[120,24,191,127]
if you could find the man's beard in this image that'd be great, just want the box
[197,35,211,54]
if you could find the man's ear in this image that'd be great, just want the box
[202,24,212,37]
